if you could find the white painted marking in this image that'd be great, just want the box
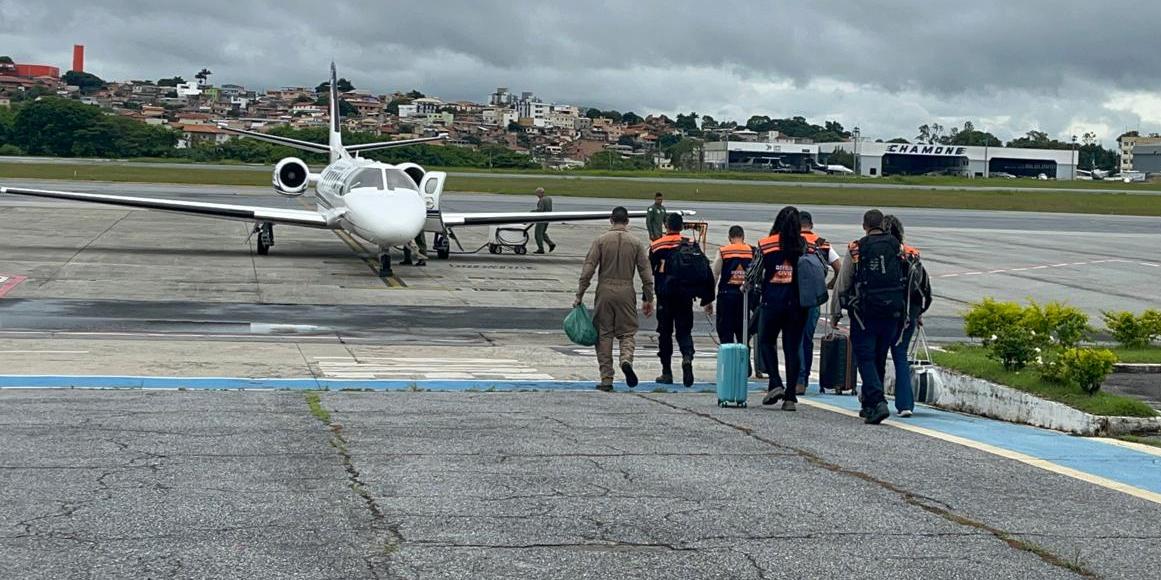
[1142,262,1160,268]
[960,271,983,276]
[1030,265,1049,270]
[1010,268,1030,272]
[0,350,90,354]
[798,398,1161,506]
[987,269,1008,274]
[1051,263,1070,268]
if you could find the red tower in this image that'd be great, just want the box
[72,44,84,73]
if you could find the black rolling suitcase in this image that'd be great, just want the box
[819,328,856,394]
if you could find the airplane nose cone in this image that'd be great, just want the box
[345,189,426,246]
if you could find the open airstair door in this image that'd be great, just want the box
[418,171,453,258]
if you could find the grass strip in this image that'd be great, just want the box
[932,345,1157,418]
[1109,346,1161,364]
[4,161,1160,216]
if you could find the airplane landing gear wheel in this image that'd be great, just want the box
[514,245,527,255]
[379,253,393,278]
[488,244,501,255]
[434,233,451,259]
[255,222,274,255]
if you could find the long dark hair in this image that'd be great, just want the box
[773,206,804,258]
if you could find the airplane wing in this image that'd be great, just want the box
[440,209,694,227]
[0,186,335,228]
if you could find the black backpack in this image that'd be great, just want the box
[853,234,908,320]
[668,241,714,300]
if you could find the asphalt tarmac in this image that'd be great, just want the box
[2,178,1161,579]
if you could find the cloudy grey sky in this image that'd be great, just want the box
[3,0,1160,144]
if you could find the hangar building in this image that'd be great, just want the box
[703,141,819,172]
[817,142,1079,179]
[1129,143,1161,175]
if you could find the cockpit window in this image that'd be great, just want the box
[384,168,416,191]
[349,168,384,191]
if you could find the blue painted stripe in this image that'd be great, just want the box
[809,387,1161,496]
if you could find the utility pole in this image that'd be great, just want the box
[1071,135,1078,180]
[852,126,860,176]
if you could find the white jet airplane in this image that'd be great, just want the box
[0,64,678,277]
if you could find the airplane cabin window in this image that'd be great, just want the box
[384,169,416,191]
[349,168,384,191]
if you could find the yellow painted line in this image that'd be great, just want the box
[1092,437,1161,458]
[797,398,1161,506]
[293,197,403,288]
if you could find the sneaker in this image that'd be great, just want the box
[681,357,694,387]
[621,361,639,388]
[858,407,870,418]
[655,373,673,385]
[899,409,913,418]
[595,383,614,392]
[415,259,427,267]
[548,243,557,253]
[534,249,545,254]
[762,386,785,406]
[781,401,797,412]
[865,402,890,425]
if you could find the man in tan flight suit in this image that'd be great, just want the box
[574,206,656,391]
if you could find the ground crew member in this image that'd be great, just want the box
[533,187,556,254]
[796,211,840,393]
[882,214,932,418]
[705,225,754,345]
[646,192,667,241]
[401,233,428,267]
[831,209,906,425]
[575,206,655,391]
[651,213,713,387]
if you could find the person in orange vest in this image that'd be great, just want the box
[650,213,715,386]
[754,206,813,411]
[882,214,932,417]
[705,225,754,346]
[796,211,842,394]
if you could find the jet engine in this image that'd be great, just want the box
[396,162,426,189]
[272,157,310,196]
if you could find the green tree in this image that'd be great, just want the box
[887,137,910,144]
[62,71,107,95]
[617,134,637,147]
[316,78,356,93]
[657,133,682,150]
[622,111,643,125]
[405,90,425,99]
[946,122,1001,146]
[1006,130,1072,150]
[11,98,104,155]
[674,112,700,135]
[0,56,13,64]
[827,148,855,168]
[665,138,701,169]
[0,106,16,145]
[194,68,212,83]
[157,76,185,87]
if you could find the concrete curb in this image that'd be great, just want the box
[1115,363,1161,374]
[931,368,1161,436]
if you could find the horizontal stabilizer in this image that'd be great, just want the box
[217,125,331,154]
[345,134,447,154]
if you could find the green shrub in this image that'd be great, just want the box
[1102,310,1161,348]
[987,326,1041,371]
[1023,300,1091,347]
[1042,348,1118,394]
[0,144,23,155]
[964,299,1024,343]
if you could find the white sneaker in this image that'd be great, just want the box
[899,409,913,418]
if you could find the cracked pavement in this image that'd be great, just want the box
[3,390,1161,579]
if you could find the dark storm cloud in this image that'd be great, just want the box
[3,0,1160,142]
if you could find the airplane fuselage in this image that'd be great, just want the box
[311,157,427,249]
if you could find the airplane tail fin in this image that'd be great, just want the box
[328,62,344,163]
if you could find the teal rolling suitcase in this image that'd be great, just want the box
[716,282,752,408]
[716,343,749,407]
